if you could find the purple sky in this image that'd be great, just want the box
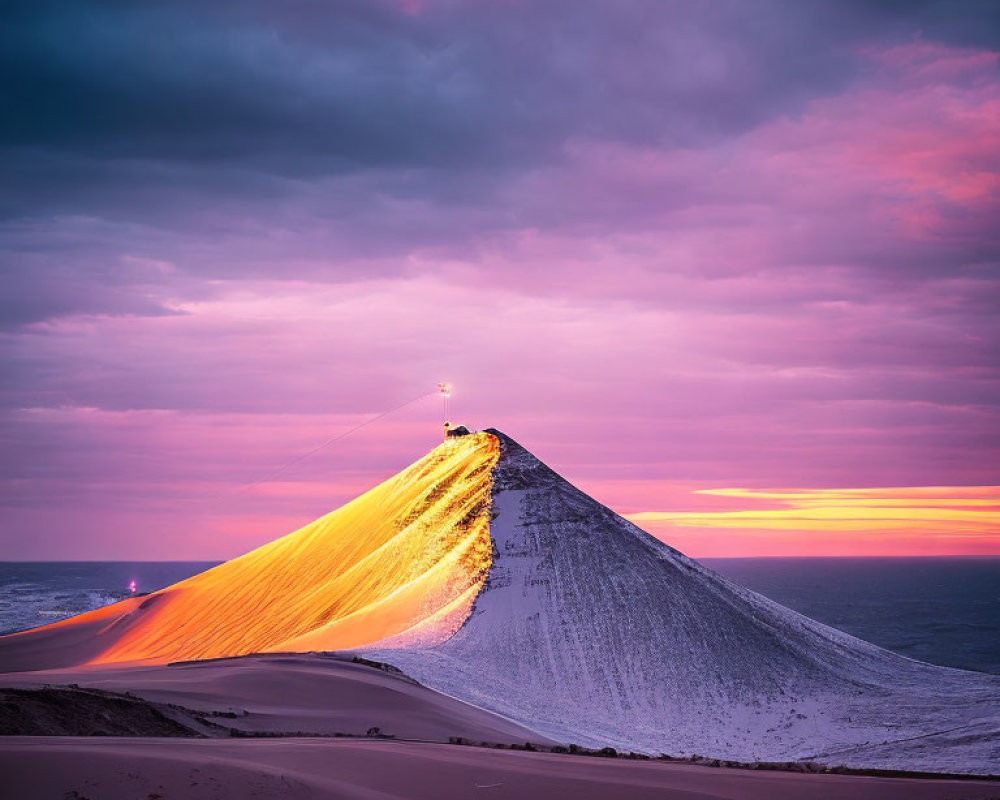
[1,1,998,559]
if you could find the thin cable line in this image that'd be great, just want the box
[223,390,434,499]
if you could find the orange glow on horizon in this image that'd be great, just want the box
[626,485,1000,557]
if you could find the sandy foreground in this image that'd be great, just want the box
[0,653,548,742]
[1,653,998,799]
[2,737,999,800]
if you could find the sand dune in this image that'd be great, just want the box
[0,434,499,668]
[0,652,546,744]
[2,737,997,800]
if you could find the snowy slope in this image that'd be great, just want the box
[368,430,1000,774]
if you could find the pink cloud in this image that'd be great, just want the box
[2,39,997,559]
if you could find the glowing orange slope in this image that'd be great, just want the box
[10,433,500,668]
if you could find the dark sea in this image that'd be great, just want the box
[703,557,1000,675]
[1,557,997,675]
[0,562,219,639]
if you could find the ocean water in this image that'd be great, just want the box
[0,557,997,674]
[703,556,1000,675]
[0,561,218,638]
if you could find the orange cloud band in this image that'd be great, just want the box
[626,486,1000,537]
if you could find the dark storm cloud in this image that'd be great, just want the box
[4,0,996,179]
[0,0,998,326]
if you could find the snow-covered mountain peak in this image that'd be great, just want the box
[370,428,1000,774]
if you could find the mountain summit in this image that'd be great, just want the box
[372,430,1000,772]
[1,429,997,772]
